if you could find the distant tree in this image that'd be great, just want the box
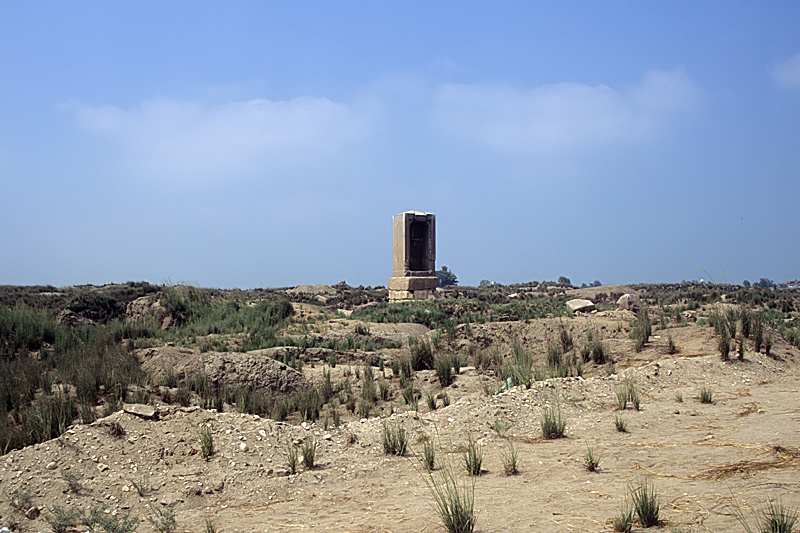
[580,283,588,288]
[755,278,775,289]
[590,280,602,287]
[436,266,458,287]
[557,276,571,286]
[479,279,492,287]
[743,280,751,287]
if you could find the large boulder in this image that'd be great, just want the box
[617,293,642,312]
[566,299,595,314]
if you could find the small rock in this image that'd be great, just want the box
[239,442,248,452]
[45,461,57,470]
[25,506,40,520]
[97,463,109,472]
[123,403,157,419]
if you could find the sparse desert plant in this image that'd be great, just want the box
[60,470,83,493]
[422,438,436,471]
[426,391,438,411]
[452,353,462,375]
[617,375,640,410]
[45,505,82,533]
[431,328,442,350]
[95,509,139,533]
[586,328,608,364]
[612,502,634,532]
[759,499,798,533]
[541,396,566,439]
[402,382,419,406]
[630,478,660,527]
[360,364,376,403]
[546,340,564,372]
[699,387,713,404]
[502,443,519,475]
[203,518,218,533]
[357,399,371,418]
[719,328,731,361]
[130,475,151,497]
[200,424,214,460]
[5,486,33,512]
[492,418,512,437]
[463,435,483,476]
[584,447,600,472]
[407,335,434,371]
[616,387,629,410]
[630,308,652,352]
[630,384,641,411]
[147,504,176,533]
[727,307,739,339]
[733,497,799,533]
[301,437,317,468]
[615,414,628,432]
[741,306,753,338]
[559,321,574,353]
[287,444,299,474]
[738,334,745,360]
[381,421,408,456]
[379,380,390,401]
[423,463,476,533]
[434,352,454,386]
[175,386,191,407]
[753,313,764,352]
[82,504,108,532]
[765,332,773,357]
[675,391,683,403]
[667,334,678,355]
[329,404,341,427]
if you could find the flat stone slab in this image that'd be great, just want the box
[566,299,595,313]
[123,403,157,419]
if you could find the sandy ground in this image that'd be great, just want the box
[1,318,799,533]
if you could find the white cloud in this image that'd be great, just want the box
[432,69,699,154]
[771,52,800,89]
[70,96,371,184]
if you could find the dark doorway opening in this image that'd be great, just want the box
[409,221,428,271]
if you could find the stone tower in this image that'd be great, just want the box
[388,211,437,301]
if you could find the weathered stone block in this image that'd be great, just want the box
[388,276,438,291]
[567,299,595,313]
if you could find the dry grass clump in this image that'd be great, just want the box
[540,395,566,439]
[382,421,408,456]
[423,465,476,533]
[463,435,483,476]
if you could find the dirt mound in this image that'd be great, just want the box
[141,347,308,395]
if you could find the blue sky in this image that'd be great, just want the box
[1,2,799,288]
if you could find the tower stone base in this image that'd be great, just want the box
[388,276,438,301]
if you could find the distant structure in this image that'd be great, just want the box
[388,211,437,301]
